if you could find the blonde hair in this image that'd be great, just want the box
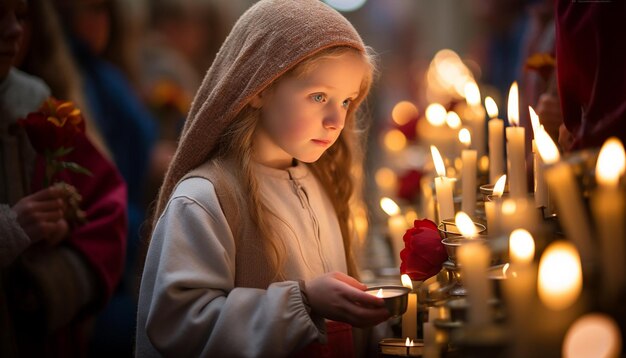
[214,46,376,280]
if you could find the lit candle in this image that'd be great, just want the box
[509,229,535,265]
[459,128,477,217]
[592,137,625,301]
[528,107,549,210]
[464,81,486,158]
[506,82,527,199]
[535,127,594,266]
[381,197,409,266]
[455,211,477,239]
[486,97,505,184]
[401,274,418,340]
[485,174,506,237]
[431,145,455,222]
[537,241,582,311]
[418,103,458,159]
[457,240,491,327]
[366,287,409,298]
[562,314,622,358]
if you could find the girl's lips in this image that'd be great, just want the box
[312,139,332,146]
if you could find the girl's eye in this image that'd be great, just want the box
[312,93,326,103]
[342,98,353,109]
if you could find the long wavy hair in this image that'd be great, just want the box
[213,46,376,280]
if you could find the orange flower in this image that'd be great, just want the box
[525,53,556,82]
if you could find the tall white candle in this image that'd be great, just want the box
[528,107,549,210]
[459,128,477,217]
[486,97,505,184]
[381,197,409,266]
[506,82,527,199]
[464,82,486,158]
[457,241,491,327]
[431,146,455,222]
[592,137,625,302]
[401,275,418,340]
[485,174,506,237]
[535,128,594,266]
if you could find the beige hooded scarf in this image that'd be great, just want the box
[153,0,368,225]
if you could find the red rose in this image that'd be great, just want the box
[400,219,447,281]
[397,169,422,202]
[18,98,86,154]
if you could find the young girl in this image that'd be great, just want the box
[137,1,389,356]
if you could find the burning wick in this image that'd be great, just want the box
[376,289,383,298]
[405,337,414,347]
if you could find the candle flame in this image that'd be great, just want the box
[392,101,419,126]
[464,81,481,107]
[459,128,472,147]
[507,82,519,126]
[535,127,560,164]
[401,274,413,290]
[596,137,625,188]
[380,197,400,216]
[405,337,414,347]
[485,96,498,119]
[446,111,461,129]
[509,229,535,265]
[528,106,541,138]
[430,145,446,177]
[502,263,510,277]
[563,314,622,358]
[376,288,383,298]
[538,241,582,310]
[426,103,447,127]
[493,174,507,197]
[455,211,477,238]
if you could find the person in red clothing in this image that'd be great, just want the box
[555,0,626,151]
[0,0,127,356]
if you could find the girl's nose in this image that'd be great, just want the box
[323,104,345,130]
[2,11,23,41]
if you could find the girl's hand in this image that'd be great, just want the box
[305,271,390,327]
[12,186,69,246]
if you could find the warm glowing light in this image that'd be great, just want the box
[426,103,447,127]
[323,0,367,12]
[485,96,498,119]
[538,241,583,310]
[509,229,535,265]
[502,263,510,276]
[479,156,489,172]
[376,288,383,298]
[430,145,446,177]
[464,81,481,107]
[401,274,413,290]
[405,210,418,225]
[380,197,400,216]
[528,106,541,138]
[455,211,477,238]
[507,82,519,126]
[446,111,461,129]
[392,101,419,126]
[501,199,516,215]
[493,174,507,197]
[563,314,622,358]
[405,337,414,347]
[596,137,625,188]
[384,129,407,152]
[459,128,472,147]
[535,127,560,164]
[375,167,397,191]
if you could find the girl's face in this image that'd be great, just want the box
[253,51,368,169]
[0,0,26,79]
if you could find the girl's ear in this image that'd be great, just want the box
[250,92,264,109]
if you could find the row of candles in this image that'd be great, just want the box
[375,73,625,355]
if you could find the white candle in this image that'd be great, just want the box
[506,82,527,199]
[485,174,506,237]
[381,197,409,266]
[459,128,477,217]
[401,275,418,340]
[535,128,594,266]
[431,146,455,222]
[592,137,625,301]
[464,82,486,158]
[419,104,459,160]
[486,97,505,184]
[423,306,443,358]
[528,108,549,210]
[457,241,491,327]
[367,287,408,298]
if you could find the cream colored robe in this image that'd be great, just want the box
[136,161,348,357]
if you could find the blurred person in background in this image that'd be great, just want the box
[52,0,158,355]
[1,0,127,356]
